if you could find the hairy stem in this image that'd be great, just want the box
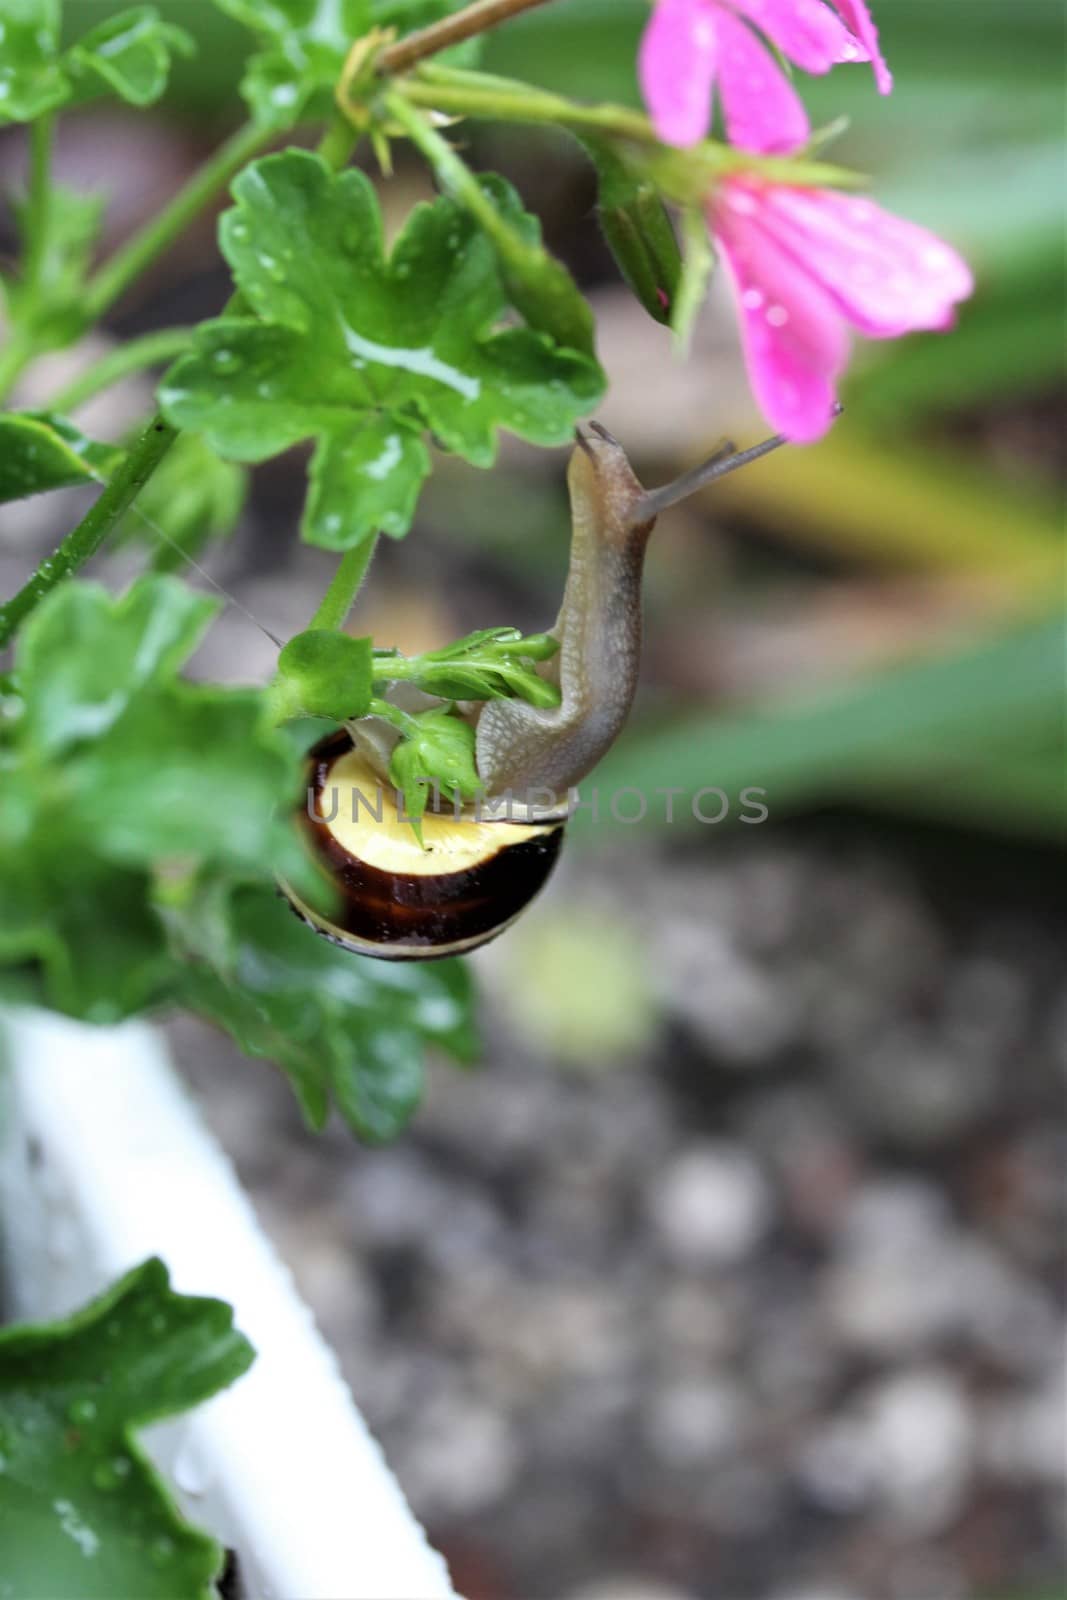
[48,327,197,413]
[0,414,177,651]
[82,120,274,323]
[310,538,380,633]
[379,0,559,75]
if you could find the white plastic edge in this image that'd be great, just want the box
[0,1006,461,1600]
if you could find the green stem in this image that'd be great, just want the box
[309,538,379,632]
[0,413,177,652]
[47,326,197,413]
[385,88,497,216]
[25,115,54,291]
[316,114,361,172]
[82,120,274,323]
[397,68,859,192]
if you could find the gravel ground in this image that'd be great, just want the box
[170,822,1067,1600]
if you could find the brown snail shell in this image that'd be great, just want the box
[283,729,564,961]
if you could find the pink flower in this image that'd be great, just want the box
[708,177,973,442]
[639,0,892,153]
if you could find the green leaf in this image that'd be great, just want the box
[64,7,195,109]
[0,0,66,123]
[591,613,1067,841]
[0,1,191,123]
[160,150,604,550]
[0,1258,253,1599]
[0,412,120,502]
[113,432,248,572]
[208,0,370,123]
[177,885,478,1140]
[0,576,307,1021]
[275,629,374,720]
[398,112,596,357]
[583,137,681,326]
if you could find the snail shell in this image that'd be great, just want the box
[285,733,564,960]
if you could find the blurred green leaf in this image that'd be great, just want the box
[0,576,305,1021]
[0,1257,252,1599]
[177,884,478,1139]
[161,151,603,549]
[207,0,369,124]
[0,0,68,122]
[593,613,1066,840]
[64,6,195,108]
[0,0,191,123]
[0,412,119,501]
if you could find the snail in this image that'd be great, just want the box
[284,422,785,960]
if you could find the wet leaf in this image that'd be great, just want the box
[0,412,120,502]
[0,1257,253,1599]
[161,151,603,549]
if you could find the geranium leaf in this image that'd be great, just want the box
[64,7,195,109]
[0,1,191,123]
[160,151,604,549]
[0,1258,253,1599]
[0,412,120,502]
[177,885,478,1141]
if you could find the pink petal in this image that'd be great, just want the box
[638,0,720,148]
[712,184,848,442]
[714,11,810,154]
[828,0,892,91]
[754,186,974,337]
[732,0,869,75]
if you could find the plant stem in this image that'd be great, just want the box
[379,0,559,75]
[82,120,274,323]
[401,73,656,143]
[316,114,361,171]
[397,69,859,190]
[25,115,54,291]
[0,414,177,652]
[47,327,197,413]
[309,538,379,633]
